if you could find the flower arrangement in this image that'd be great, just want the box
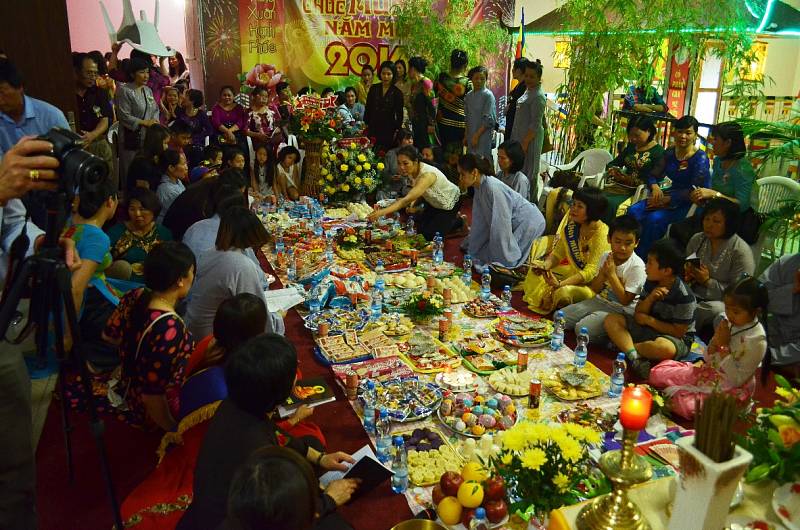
[401,290,445,322]
[289,95,340,142]
[318,142,384,202]
[490,421,601,516]
[739,374,800,484]
[336,227,360,250]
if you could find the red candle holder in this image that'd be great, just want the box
[620,386,652,431]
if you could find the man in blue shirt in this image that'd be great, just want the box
[0,59,69,156]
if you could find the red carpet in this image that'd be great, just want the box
[34,205,780,529]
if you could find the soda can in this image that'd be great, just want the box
[444,309,453,323]
[442,288,452,306]
[410,250,419,267]
[385,240,394,251]
[426,276,435,289]
[528,378,542,412]
[318,322,330,337]
[438,318,450,341]
[517,349,529,373]
[345,371,359,401]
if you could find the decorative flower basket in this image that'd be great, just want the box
[318,141,383,202]
[302,138,324,197]
[401,291,444,323]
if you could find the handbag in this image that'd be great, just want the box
[122,88,149,151]
[737,207,762,245]
[107,311,177,410]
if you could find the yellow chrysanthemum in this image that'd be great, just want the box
[325,186,335,194]
[363,162,371,170]
[355,165,363,172]
[342,184,350,192]
[357,154,367,162]
[364,178,373,187]
[350,142,357,149]
[354,177,362,185]
[553,473,570,493]
[341,151,350,159]
[520,448,547,471]
[317,179,325,186]
[326,174,333,181]
[321,168,329,176]
[501,453,513,465]
[557,436,583,463]
[376,162,385,170]
[502,430,526,451]
[340,164,348,172]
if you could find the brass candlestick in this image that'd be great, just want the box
[576,428,652,530]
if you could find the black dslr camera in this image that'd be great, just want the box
[36,128,108,200]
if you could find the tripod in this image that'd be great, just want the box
[0,192,123,529]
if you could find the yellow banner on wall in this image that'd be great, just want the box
[239,0,403,89]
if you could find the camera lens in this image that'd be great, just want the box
[62,149,108,191]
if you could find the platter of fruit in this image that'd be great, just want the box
[487,367,533,397]
[437,390,517,438]
[361,377,442,422]
[365,250,411,271]
[492,314,553,347]
[556,403,617,432]
[433,464,510,528]
[432,276,474,304]
[543,363,607,401]
[384,271,427,289]
[401,427,464,486]
[303,308,370,334]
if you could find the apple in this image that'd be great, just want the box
[432,484,446,506]
[460,507,476,528]
[484,499,508,524]
[484,475,506,502]
[440,470,464,497]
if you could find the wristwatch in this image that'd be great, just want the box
[714,192,722,199]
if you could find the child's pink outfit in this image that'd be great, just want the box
[649,317,766,419]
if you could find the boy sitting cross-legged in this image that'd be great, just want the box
[604,239,696,379]
[562,215,646,341]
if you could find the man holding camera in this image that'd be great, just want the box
[0,136,78,529]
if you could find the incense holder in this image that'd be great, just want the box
[666,435,753,530]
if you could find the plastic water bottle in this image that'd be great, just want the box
[406,216,416,236]
[390,436,408,493]
[375,259,385,291]
[371,288,383,320]
[462,254,473,285]
[433,232,444,265]
[309,280,321,315]
[313,219,323,237]
[286,258,297,283]
[376,408,392,464]
[469,507,490,530]
[608,352,626,398]
[501,285,512,311]
[480,266,491,301]
[574,326,589,369]
[275,235,285,255]
[550,310,565,351]
[362,380,377,435]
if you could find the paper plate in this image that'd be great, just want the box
[773,482,800,530]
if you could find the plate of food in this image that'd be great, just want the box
[556,403,617,432]
[303,308,370,334]
[362,378,443,422]
[493,314,553,347]
[397,332,463,373]
[317,332,372,364]
[437,390,518,438]
[402,427,464,486]
[463,298,501,318]
[457,334,515,374]
[487,367,533,397]
[432,276,474,304]
[375,314,415,336]
[543,363,607,401]
[773,483,800,530]
[435,371,480,392]
[382,289,417,313]
[415,260,458,278]
[394,233,432,252]
[365,250,411,271]
[384,271,427,289]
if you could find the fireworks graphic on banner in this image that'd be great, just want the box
[202,0,240,62]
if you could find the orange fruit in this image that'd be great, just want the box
[457,481,484,508]
[437,496,462,525]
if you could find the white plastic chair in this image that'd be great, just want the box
[246,135,255,173]
[551,148,613,188]
[753,176,800,267]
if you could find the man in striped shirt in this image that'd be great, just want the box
[604,239,697,379]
